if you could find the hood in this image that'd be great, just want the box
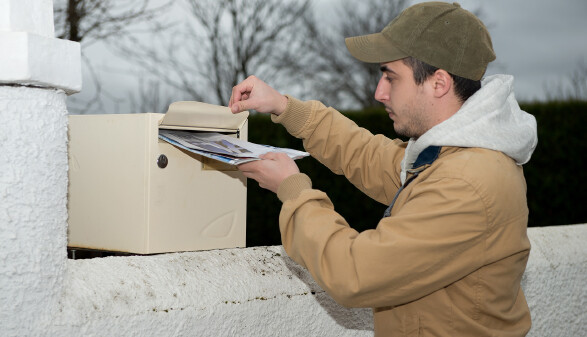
[400,74,538,184]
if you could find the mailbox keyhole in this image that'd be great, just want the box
[157,154,168,168]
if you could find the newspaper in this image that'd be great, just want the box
[159,129,309,165]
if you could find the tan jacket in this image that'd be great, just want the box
[272,96,532,336]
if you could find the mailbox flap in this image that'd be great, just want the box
[159,101,249,132]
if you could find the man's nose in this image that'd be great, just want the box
[374,77,389,103]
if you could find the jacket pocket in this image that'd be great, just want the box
[403,314,421,337]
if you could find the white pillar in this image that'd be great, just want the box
[0,0,81,335]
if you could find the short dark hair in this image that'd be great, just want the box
[402,56,481,102]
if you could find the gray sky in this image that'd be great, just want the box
[75,0,587,113]
[456,0,587,101]
[316,0,587,102]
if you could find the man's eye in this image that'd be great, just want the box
[381,73,394,84]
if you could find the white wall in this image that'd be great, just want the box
[56,246,372,336]
[0,0,79,335]
[10,225,587,337]
[522,224,587,335]
[0,84,69,337]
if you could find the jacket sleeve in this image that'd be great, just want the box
[272,96,405,205]
[276,173,490,309]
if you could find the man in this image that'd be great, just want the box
[230,2,537,336]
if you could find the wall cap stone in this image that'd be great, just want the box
[0,0,54,37]
[0,31,81,94]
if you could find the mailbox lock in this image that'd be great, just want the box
[157,154,168,168]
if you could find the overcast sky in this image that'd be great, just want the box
[316,0,587,102]
[76,0,587,113]
[456,0,587,101]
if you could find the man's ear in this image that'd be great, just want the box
[430,69,453,98]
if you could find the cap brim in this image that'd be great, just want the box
[345,32,409,64]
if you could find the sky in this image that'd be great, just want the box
[447,0,587,102]
[75,0,587,113]
[315,0,587,102]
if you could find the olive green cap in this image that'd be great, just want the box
[345,2,496,80]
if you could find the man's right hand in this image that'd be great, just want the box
[229,76,288,116]
[238,152,300,194]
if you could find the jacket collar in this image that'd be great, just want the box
[383,146,442,218]
[408,146,442,173]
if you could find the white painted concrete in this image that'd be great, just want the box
[19,224,587,337]
[0,0,81,94]
[0,85,69,337]
[0,31,81,94]
[0,0,54,37]
[0,1,81,336]
[522,224,587,336]
[55,246,373,336]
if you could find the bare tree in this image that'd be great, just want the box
[545,59,587,101]
[567,61,587,100]
[128,77,177,114]
[53,0,173,113]
[54,0,173,45]
[114,0,318,107]
[306,0,408,109]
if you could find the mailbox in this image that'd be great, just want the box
[67,101,249,254]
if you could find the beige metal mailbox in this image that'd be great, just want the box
[67,101,249,254]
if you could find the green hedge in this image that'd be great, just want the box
[521,101,587,229]
[245,101,587,247]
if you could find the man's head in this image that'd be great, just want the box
[345,2,495,81]
[345,2,495,138]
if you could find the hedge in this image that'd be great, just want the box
[245,101,587,247]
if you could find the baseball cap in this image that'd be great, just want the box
[345,2,496,80]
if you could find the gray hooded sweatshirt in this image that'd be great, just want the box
[400,74,538,184]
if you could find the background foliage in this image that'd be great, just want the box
[245,101,587,247]
[522,101,587,228]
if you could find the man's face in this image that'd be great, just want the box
[375,60,433,139]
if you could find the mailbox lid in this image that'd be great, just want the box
[160,101,249,132]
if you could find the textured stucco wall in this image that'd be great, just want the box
[0,86,69,336]
[29,224,587,337]
[522,224,586,336]
[0,1,80,335]
[53,246,372,337]
[0,0,81,93]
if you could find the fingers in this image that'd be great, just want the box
[237,152,300,193]
[229,76,257,114]
[230,93,253,114]
[258,152,284,160]
[230,101,248,114]
[237,159,263,174]
[228,75,287,115]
